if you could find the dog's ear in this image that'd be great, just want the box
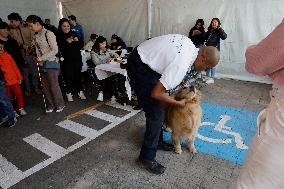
[189,90,201,103]
[174,90,185,101]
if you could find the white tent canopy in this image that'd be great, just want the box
[0,0,60,27]
[1,0,284,83]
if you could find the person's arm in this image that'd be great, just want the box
[218,27,227,40]
[188,28,194,39]
[39,31,58,61]
[91,51,108,65]
[151,81,186,107]
[79,25,84,42]
[245,21,284,76]
[109,50,119,58]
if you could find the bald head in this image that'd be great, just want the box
[203,46,220,66]
[194,46,220,71]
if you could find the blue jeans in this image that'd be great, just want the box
[206,66,216,78]
[126,48,164,161]
[0,84,15,119]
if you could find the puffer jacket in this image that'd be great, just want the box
[204,27,227,51]
[0,51,23,85]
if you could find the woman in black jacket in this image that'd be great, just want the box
[203,18,227,84]
[188,19,205,48]
[57,18,86,102]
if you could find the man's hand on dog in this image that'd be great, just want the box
[177,99,187,107]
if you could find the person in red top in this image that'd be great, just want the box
[0,42,27,115]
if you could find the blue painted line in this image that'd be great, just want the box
[163,102,259,165]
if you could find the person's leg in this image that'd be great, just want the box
[139,95,165,161]
[41,72,55,110]
[206,69,212,77]
[0,85,15,119]
[127,49,163,161]
[211,66,216,78]
[22,67,31,95]
[46,69,65,110]
[127,49,166,174]
[61,66,74,101]
[61,67,73,94]
[73,65,86,99]
[11,84,24,110]
[74,65,83,92]
[28,59,40,92]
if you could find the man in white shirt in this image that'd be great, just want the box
[126,34,219,174]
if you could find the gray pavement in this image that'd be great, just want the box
[0,78,271,189]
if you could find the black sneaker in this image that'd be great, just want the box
[157,141,174,151]
[1,118,17,128]
[0,116,9,126]
[137,158,166,175]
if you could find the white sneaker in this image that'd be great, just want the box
[78,91,86,100]
[111,95,116,104]
[18,108,27,116]
[45,108,54,113]
[97,91,104,101]
[55,106,65,112]
[66,93,74,102]
[205,78,214,84]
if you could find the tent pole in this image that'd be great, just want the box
[147,0,152,39]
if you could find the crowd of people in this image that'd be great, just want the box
[0,11,283,188]
[0,12,129,127]
[189,18,227,84]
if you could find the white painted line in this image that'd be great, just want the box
[23,133,67,158]
[0,155,24,189]
[57,120,99,139]
[1,102,141,189]
[105,102,138,112]
[98,108,140,135]
[85,109,120,123]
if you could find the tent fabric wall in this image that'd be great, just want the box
[0,0,60,27]
[151,0,284,83]
[57,0,284,83]
[61,0,148,47]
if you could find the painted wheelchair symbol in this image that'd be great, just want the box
[197,115,248,149]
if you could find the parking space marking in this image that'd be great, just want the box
[0,103,140,189]
[0,155,24,189]
[23,133,68,158]
[85,109,120,123]
[163,102,258,165]
[57,120,99,138]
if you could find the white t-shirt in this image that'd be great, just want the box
[137,34,198,90]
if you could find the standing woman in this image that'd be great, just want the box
[56,18,86,102]
[188,19,205,48]
[26,15,65,112]
[203,18,227,84]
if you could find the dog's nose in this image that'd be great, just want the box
[189,85,195,93]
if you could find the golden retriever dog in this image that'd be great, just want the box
[166,86,202,154]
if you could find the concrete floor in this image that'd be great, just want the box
[0,78,271,189]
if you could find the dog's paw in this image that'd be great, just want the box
[189,147,197,154]
[175,148,182,154]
